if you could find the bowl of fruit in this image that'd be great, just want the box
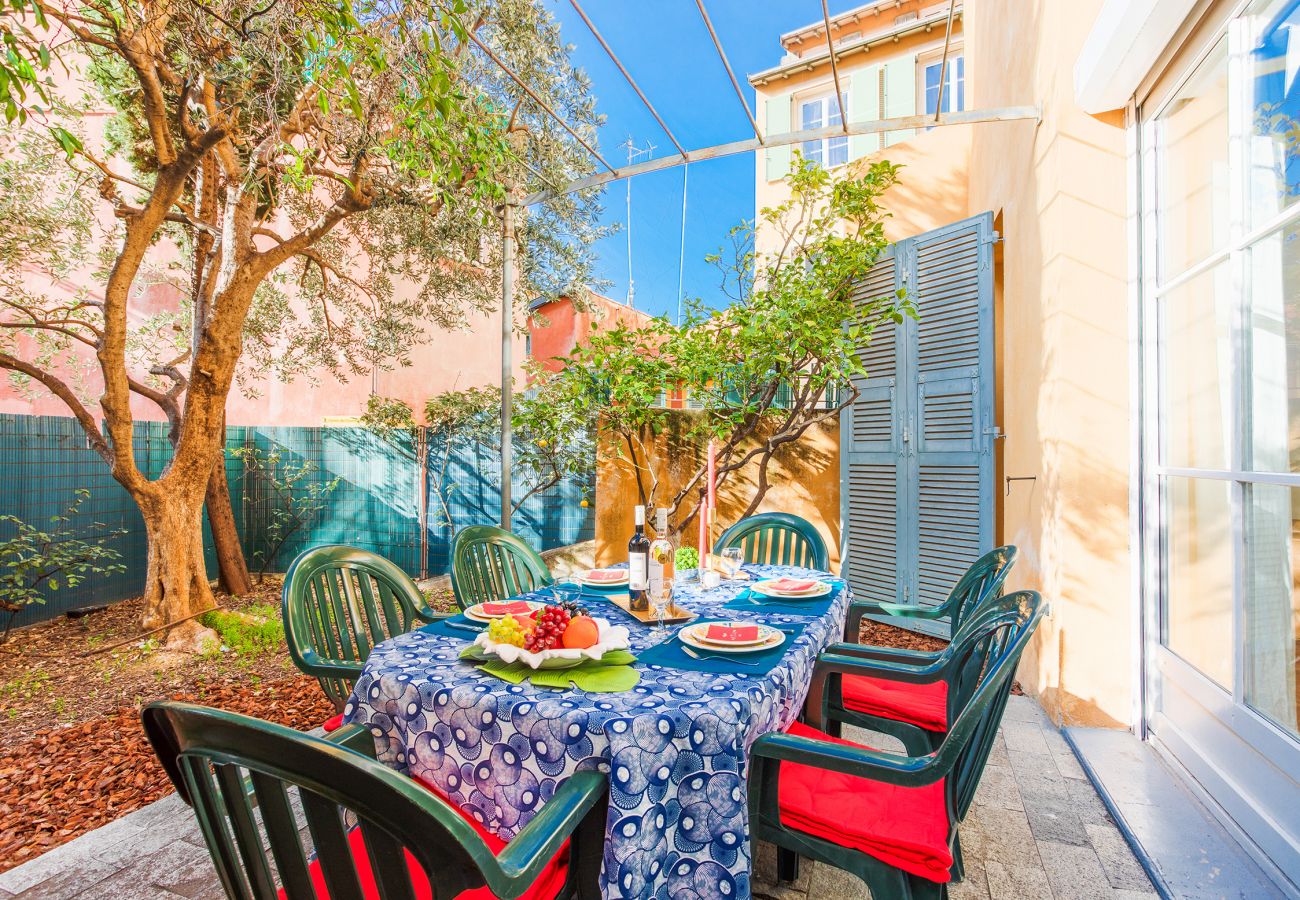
[475,602,631,669]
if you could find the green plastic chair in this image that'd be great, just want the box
[749,591,1045,898]
[713,512,831,571]
[282,545,440,713]
[142,701,608,900]
[844,545,1018,642]
[449,525,553,612]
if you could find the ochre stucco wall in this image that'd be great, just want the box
[593,413,841,571]
[963,0,1133,728]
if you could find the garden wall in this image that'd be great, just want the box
[0,413,594,629]
[593,411,840,569]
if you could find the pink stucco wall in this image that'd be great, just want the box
[0,62,525,427]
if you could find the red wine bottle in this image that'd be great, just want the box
[628,505,650,611]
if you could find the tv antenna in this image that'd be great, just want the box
[621,137,656,308]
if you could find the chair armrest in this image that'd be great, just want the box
[323,723,376,757]
[293,648,366,681]
[823,640,946,666]
[817,650,947,685]
[805,652,947,732]
[489,771,607,886]
[844,600,950,641]
[750,731,938,788]
[414,608,452,625]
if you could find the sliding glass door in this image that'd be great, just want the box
[1142,0,1300,884]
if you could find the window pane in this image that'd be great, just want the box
[1247,224,1300,471]
[1246,0,1300,227]
[828,94,845,127]
[802,139,823,165]
[828,136,848,167]
[1156,38,1230,282]
[1244,483,1300,737]
[925,62,941,115]
[801,99,822,130]
[955,57,965,112]
[1160,263,1234,470]
[1163,476,1234,688]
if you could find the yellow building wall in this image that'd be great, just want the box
[963,0,1133,728]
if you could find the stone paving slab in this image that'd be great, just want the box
[0,695,1156,899]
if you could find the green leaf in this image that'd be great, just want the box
[587,649,637,666]
[477,658,529,684]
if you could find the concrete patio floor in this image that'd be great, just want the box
[0,695,1156,899]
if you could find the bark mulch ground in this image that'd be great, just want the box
[0,584,945,875]
[0,578,345,874]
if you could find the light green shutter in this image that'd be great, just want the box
[847,64,881,161]
[765,94,792,182]
[882,56,916,147]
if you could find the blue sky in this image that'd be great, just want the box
[543,1,865,321]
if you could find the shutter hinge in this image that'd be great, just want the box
[984,426,1007,440]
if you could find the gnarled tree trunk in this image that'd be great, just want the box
[206,450,252,596]
[137,483,219,650]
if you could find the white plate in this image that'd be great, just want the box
[580,569,629,588]
[679,622,785,654]
[750,579,833,599]
[464,600,544,623]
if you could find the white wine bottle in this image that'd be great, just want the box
[649,508,675,602]
[628,505,650,611]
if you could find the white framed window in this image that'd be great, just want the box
[799,92,848,168]
[918,49,965,115]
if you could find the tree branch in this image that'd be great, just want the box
[0,351,110,463]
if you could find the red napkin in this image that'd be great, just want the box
[705,623,761,643]
[481,600,532,616]
[766,578,819,593]
[586,569,627,583]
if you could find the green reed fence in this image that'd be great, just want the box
[0,414,594,629]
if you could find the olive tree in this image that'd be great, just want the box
[0,0,604,646]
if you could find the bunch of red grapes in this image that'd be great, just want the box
[523,605,572,652]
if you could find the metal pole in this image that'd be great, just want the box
[934,0,957,122]
[694,0,764,143]
[569,0,688,160]
[520,105,1042,205]
[500,203,515,529]
[677,163,688,325]
[821,0,848,133]
[465,28,616,174]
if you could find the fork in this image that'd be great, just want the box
[680,646,763,667]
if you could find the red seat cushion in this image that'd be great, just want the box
[840,673,948,732]
[280,778,569,899]
[777,720,953,883]
[322,713,345,733]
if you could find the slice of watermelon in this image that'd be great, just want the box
[765,578,819,593]
[705,623,761,643]
[480,600,533,616]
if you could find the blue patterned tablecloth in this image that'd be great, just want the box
[345,564,851,900]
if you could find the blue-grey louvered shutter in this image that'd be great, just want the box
[841,248,905,605]
[910,213,996,617]
[842,212,996,635]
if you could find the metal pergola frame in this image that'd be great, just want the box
[480,0,1038,528]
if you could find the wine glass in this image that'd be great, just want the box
[652,578,673,634]
[549,577,580,607]
[721,547,745,580]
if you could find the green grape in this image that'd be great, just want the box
[487,615,527,647]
